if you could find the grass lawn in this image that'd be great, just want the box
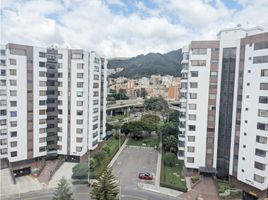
[127,136,159,147]
[160,154,187,192]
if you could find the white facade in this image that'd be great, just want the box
[0,44,107,165]
[179,27,268,195]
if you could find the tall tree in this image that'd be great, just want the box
[144,97,169,120]
[53,177,73,200]
[141,114,160,135]
[163,135,178,153]
[91,165,119,200]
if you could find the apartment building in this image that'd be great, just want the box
[178,26,268,199]
[0,43,107,171]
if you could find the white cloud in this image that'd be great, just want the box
[1,0,268,58]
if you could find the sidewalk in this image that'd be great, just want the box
[138,182,183,197]
[109,137,129,167]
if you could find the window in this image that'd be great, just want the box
[39,62,46,67]
[0,100,6,106]
[93,91,99,97]
[259,96,268,104]
[189,114,196,120]
[77,101,83,106]
[254,174,265,183]
[39,71,46,77]
[260,83,268,90]
[58,54,63,59]
[39,100,46,105]
[76,128,83,134]
[0,119,7,125]
[255,162,266,171]
[191,71,198,77]
[187,146,195,152]
[9,69,16,75]
[189,125,196,131]
[0,80,6,86]
[253,56,268,64]
[187,157,194,163]
[0,139,7,145]
[255,148,266,157]
[0,110,6,116]
[256,136,267,144]
[209,94,216,99]
[77,119,83,124]
[1,69,6,76]
[261,69,268,76]
[190,82,198,88]
[94,57,100,64]
[77,73,83,78]
[94,108,99,113]
[77,91,83,97]
[9,80,16,86]
[10,121,17,127]
[0,148,7,155]
[94,66,99,72]
[77,110,83,116]
[71,53,83,59]
[210,71,218,76]
[1,49,6,56]
[93,99,99,105]
[39,119,46,124]
[10,90,17,96]
[257,122,268,131]
[39,52,46,57]
[258,109,268,118]
[39,128,46,133]
[77,82,83,88]
[210,83,217,89]
[94,74,99,80]
[93,123,98,130]
[9,59,16,65]
[254,41,268,50]
[92,139,98,146]
[76,137,83,143]
[39,137,46,143]
[189,93,197,99]
[39,91,46,96]
[93,115,98,122]
[11,151,17,157]
[208,115,215,122]
[191,60,206,66]
[188,136,195,142]
[39,146,46,152]
[192,48,207,55]
[0,60,6,66]
[10,111,17,117]
[10,141,17,147]
[93,82,99,88]
[189,104,196,110]
[77,63,84,69]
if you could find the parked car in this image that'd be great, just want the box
[138,172,153,180]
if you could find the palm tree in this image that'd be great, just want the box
[53,177,73,200]
[91,165,119,200]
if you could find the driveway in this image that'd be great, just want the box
[112,146,158,190]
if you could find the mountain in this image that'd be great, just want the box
[107,49,182,78]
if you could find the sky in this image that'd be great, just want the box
[1,0,268,58]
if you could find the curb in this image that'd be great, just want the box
[109,138,129,167]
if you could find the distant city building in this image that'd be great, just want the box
[179,26,268,199]
[0,43,107,171]
[108,75,180,100]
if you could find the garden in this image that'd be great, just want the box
[72,133,125,180]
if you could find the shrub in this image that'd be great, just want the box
[102,146,111,154]
[72,162,88,179]
[163,152,177,167]
[90,159,96,170]
[191,176,200,184]
[94,151,106,162]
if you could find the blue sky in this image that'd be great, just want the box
[1,0,268,57]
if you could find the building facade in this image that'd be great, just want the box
[178,26,268,199]
[0,43,107,169]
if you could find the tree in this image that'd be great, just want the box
[141,114,160,135]
[53,177,73,200]
[169,110,180,125]
[140,88,147,99]
[106,123,113,131]
[163,135,178,153]
[157,122,178,138]
[72,162,88,179]
[91,165,119,200]
[121,122,131,136]
[163,152,177,167]
[128,121,144,139]
[144,97,169,120]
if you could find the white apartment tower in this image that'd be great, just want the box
[0,44,107,171]
[178,26,268,199]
